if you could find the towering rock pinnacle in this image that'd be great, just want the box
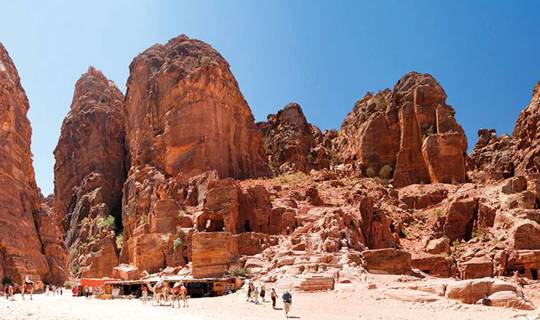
[53,67,126,277]
[336,72,467,187]
[0,43,61,284]
[124,34,268,179]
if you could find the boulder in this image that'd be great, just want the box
[511,220,540,250]
[362,248,412,275]
[422,132,467,184]
[412,253,453,277]
[459,256,493,279]
[443,197,478,241]
[398,184,453,209]
[425,237,450,255]
[485,291,535,310]
[501,176,528,194]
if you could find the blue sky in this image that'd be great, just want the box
[1,1,539,195]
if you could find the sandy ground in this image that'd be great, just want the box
[1,277,539,320]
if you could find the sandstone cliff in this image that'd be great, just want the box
[0,43,66,285]
[124,34,268,179]
[513,82,540,177]
[53,67,126,277]
[336,72,467,187]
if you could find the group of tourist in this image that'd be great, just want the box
[45,284,63,296]
[246,282,294,318]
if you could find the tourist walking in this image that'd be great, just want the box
[253,286,260,304]
[141,284,148,304]
[271,288,278,309]
[282,290,292,318]
[8,284,15,301]
[260,284,266,302]
[246,282,253,302]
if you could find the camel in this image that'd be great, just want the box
[170,282,188,308]
[147,279,171,306]
[170,282,182,308]
[20,277,34,301]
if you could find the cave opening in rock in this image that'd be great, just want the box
[244,220,252,232]
[531,268,538,280]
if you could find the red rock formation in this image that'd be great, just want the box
[0,43,66,284]
[119,35,289,275]
[513,82,540,176]
[336,72,467,187]
[361,249,412,274]
[53,67,125,277]
[257,103,330,174]
[124,35,268,179]
[468,129,515,182]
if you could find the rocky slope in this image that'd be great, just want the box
[336,72,467,187]
[257,103,332,174]
[0,43,67,285]
[53,67,126,277]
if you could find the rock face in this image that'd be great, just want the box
[124,34,268,180]
[53,67,125,277]
[468,129,515,182]
[513,82,540,176]
[119,35,275,275]
[257,103,330,174]
[0,43,66,284]
[336,72,467,187]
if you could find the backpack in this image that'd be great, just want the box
[282,292,292,303]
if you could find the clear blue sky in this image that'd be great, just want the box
[1,1,539,195]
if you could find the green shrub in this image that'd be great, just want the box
[2,276,12,286]
[116,234,123,250]
[365,167,377,178]
[379,165,393,179]
[139,215,147,226]
[432,208,444,218]
[97,215,115,229]
[173,237,183,251]
[229,267,251,278]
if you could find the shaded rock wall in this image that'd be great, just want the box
[0,43,65,284]
[53,67,126,277]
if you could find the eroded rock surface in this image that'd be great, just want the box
[0,43,66,285]
[53,67,126,277]
[336,72,467,187]
[124,34,268,180]
[257,103,330,174]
